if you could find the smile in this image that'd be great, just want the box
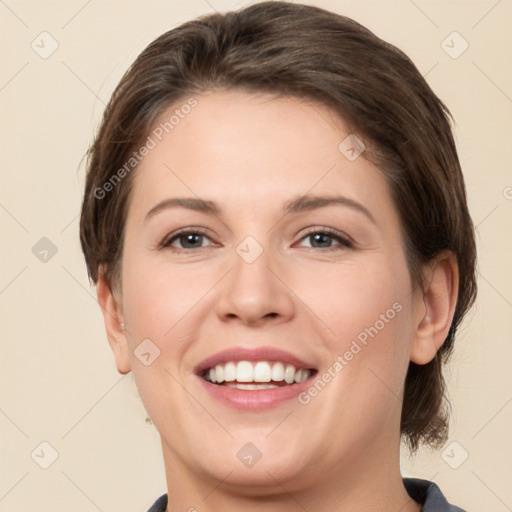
[195,347,318,410]
[203,361,313,388]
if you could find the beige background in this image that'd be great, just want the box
[1,0,511,510]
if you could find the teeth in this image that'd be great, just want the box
[284,364,295,384]
[204,361,311,385]
[237,361,253,382]
[215,364,224,383]
[254,361,272,382]
[227,383,280,390]
[224,362,236,382]
[271,362,284,381]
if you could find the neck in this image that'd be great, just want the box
[160,432,422,512]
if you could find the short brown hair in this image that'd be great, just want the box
[79,1,477,452]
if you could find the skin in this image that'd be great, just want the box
[97,90,458,512]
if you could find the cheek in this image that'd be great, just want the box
[303,256,411,336]
[121,246,213,341]
[299,255,414,387]
[119,250,222,398]
[119,251,204,430]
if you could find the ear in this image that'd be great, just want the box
[96,266,131,374]
[410,251,459,365]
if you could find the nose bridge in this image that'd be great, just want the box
[215,236,295,325]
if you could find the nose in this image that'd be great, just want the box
[215,245,296,327]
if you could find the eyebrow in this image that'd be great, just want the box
[145,197,221,222]
[144,194,376,224]
[284,194,376,224]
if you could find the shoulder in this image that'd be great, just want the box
[146,493,167,512]
[403,477,467,512]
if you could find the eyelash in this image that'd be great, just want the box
[299,227,353,249]
[160,227,353,251]
[160,228,214,251]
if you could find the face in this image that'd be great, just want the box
[114,90,425,491]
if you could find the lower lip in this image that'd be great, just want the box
[197,375,315,410]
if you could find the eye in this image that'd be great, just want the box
[296,228,353,249]
[161,229,214,250]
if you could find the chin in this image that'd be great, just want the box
[193,438,311,491]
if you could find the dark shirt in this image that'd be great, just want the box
[147,477,467,511]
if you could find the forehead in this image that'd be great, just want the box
[127,90,393,221]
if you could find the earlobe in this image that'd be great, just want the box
[96,268,131,374]
[410,251,459,365]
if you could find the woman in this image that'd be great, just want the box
[79,2,476,510]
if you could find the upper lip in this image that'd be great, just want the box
[194,346,317,375]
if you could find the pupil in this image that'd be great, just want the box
[312,233,331,247]
[182,234,202,248]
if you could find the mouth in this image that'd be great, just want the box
[194,347,318,410]
[201,360,315,389]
